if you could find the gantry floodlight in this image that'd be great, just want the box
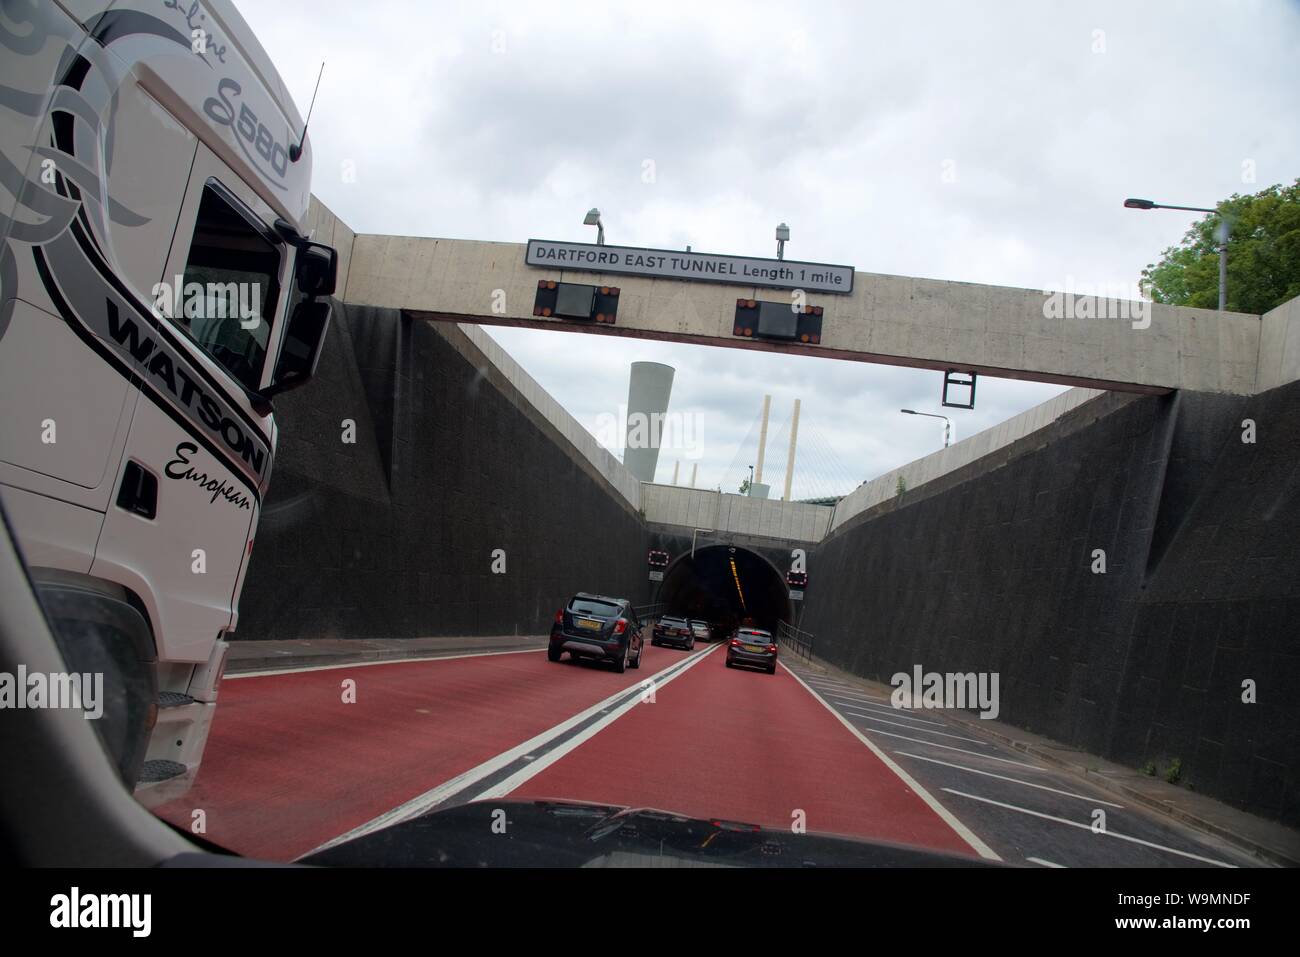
[583,207,605,245]
[775,222,790,260]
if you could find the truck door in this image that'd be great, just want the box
[0,35,197,571]
[92,144,289,664]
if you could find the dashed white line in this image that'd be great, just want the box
[893,751,1124,807]
[941,789,1236,868]
[1026,856,1066,868]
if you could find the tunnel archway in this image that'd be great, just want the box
[656,545,792,635]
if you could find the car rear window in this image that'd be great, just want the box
[660,617,688,626]
[739,630,771,639]
[569,598,620,617]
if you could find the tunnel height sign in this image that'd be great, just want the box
[526,240,854,294]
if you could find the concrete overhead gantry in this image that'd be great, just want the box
[340,234,1268,396]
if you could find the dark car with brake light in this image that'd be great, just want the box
[726,627,778,674]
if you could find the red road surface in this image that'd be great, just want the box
[513,650,977,856]
[154,643,977,860]
[155,645,677,859]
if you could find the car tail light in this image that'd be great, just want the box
[730,638,741,647]
[554,609,563,625]
[614,619,628,635]
[767,644,777,653]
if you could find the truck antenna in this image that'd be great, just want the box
[289,62,324,162]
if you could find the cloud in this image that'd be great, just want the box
[236,0,1300,495]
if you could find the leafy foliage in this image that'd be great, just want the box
[1141,179,1300,314]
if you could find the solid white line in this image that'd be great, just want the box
[476,645,720,801]
[299,644,717,857]
[783,664,1002,862]
[941,789,1236,868]
[1026,856,1066,868]
[848,714,989,744]
[893,751,1125,807]
[858,728,1044,770]
[226,646,542,679]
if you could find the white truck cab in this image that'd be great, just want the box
[0,0,334,805]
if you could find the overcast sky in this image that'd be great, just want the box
[237,0,1300,497]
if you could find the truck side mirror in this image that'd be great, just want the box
[263,300,331,397]
[295,241,337,298]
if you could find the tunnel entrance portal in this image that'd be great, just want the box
[655,545,792,636]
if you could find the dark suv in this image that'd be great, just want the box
[549,593,643,673]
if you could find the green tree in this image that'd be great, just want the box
[738,477,751,495]
[1141,179,1300,314]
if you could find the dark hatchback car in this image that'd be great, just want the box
[725,627,778,674]
[651,615,694,650]
[549,593,643,672]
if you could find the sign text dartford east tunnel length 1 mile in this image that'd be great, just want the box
[525,240,855,294]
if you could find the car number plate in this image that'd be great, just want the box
[743,644,764,652]
[576,618,603,631]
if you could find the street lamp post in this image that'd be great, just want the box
[900,409,952,448]
[1124,198,1228,311]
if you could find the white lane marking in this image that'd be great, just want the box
[847,714,989,744]
[823,690,889,704]
[805,677,864,688]
[839,704,946,727]
[834,699,947,725]
[299,644,717,857]
[1027,856,1066,868]
[474,644,720,802]
[894,751,1125,807]
[783,664,1001,862]
[941,789,1236,868]
[810,684,885,699]
[227,646,542,679]
[858,728,1044,770]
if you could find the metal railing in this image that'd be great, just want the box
[777,620,815,662]
[633,602,664,624]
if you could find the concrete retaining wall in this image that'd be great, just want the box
[234,302,647,641]
[801,379,1300,826]
[830,387,1103,532]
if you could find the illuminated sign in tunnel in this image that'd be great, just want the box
[655,545,792,634]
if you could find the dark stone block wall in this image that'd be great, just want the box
[799,382,1300,827]
[234,304,647,641]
